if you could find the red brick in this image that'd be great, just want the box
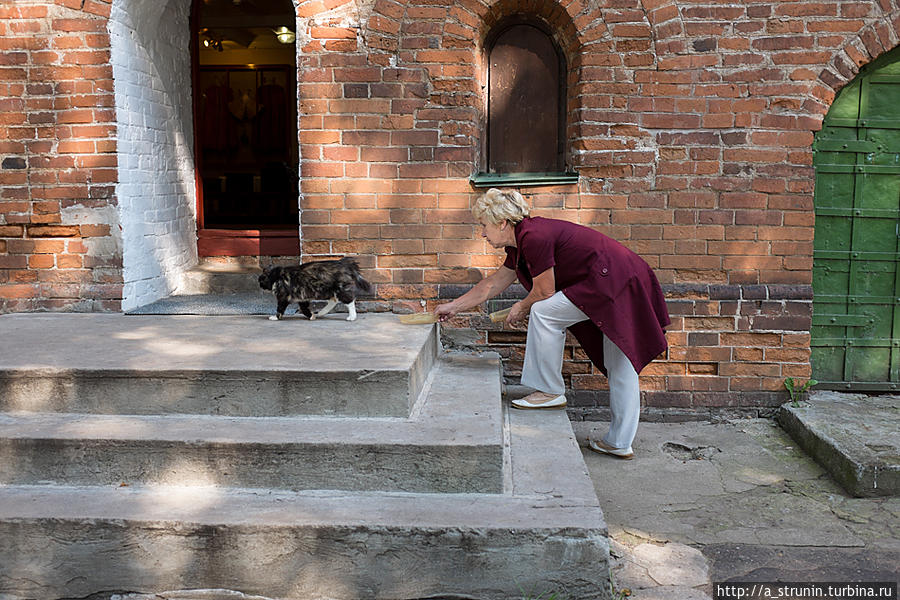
[378,254,437,268]
[57,254,83,269]
[398,163,446,178]
[0,283,38,298]
[0,225,24,237]
[28,254,55,269]
[311,27,357,39]
[79,224,109,237]
[331,209,390,224]
[26,225,80,237]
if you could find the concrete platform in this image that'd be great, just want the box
[0,355,503,493]
[0,313,612,599]
[129,261,359,316]
[778,391,899,497]
[0,313,436,418]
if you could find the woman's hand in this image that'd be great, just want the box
[434,302,457,322]
[432,266,517,323]
[505,301,527,327]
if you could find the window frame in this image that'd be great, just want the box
[473,15,577,188]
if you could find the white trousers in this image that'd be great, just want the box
[520,291,641,451]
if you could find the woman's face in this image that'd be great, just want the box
[480,219,512,248]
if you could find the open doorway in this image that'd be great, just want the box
[192,0,299,256]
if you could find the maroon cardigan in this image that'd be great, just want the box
[503,216,670,374]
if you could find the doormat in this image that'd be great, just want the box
[126,292,275,315]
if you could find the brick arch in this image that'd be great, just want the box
[473,0,586,60]
[358,0,655,173]
[361,0,618,70]
[815,10,900,115]
[636,0,685,60]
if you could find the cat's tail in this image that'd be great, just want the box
[340,256,374,296]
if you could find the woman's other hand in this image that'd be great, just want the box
[505,301,527,327]
[434,302,457,322]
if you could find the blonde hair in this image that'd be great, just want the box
[472,188,531,225]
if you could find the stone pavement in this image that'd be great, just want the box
[572,419,900,600]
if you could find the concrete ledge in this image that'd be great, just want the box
[0,314,436,418]
[778,391,899,497]
[0,399,610,600]
[0,354,504,494]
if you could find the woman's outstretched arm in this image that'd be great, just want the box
[434,266,517,321]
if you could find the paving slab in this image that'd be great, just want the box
[0,313,436,418]
[573,419,900,600]
[778,391,899,497]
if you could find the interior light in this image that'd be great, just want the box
[274,27,295,44]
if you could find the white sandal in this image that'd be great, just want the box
[511,392,567,410]
[588,438,634,460]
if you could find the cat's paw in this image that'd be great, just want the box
[346,314,357,321]
[268,315,280,321]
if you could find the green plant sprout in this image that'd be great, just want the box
[784,377,817,407]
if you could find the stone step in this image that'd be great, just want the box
[0,312,612,598]
[0,405,612,600]
[176,261,262,294]
[778,391,899,497]
[0,354,503,494]
[0,313,436,418]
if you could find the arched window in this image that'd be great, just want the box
[192,0,299,255]
[474,18,574,187]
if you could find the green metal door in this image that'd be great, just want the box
[812,48,900,391]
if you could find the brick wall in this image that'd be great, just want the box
[0,0,121,312]
[437,282,813,419]
[2,0,899,411]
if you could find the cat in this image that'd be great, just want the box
[257,257,373,321]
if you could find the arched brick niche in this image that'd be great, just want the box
[109,0,198,311]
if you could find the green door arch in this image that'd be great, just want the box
[812,47,900,391]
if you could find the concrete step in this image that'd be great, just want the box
[0,354,503,493]
[0,312,612,598]
[0,405,611,600]
[0,313,436,418]
[778,391,899,497]
[176,261,263,294]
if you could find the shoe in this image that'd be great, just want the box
[511,392,567,410]
[588,438,634,460]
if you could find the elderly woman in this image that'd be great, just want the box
[434,188,670,460]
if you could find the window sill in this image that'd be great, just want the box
[469,171,579,188]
